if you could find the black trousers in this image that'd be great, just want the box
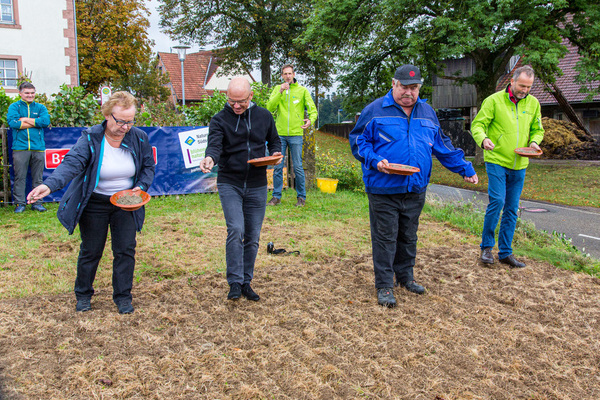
[74,192,137,303]
[368,191,426,288]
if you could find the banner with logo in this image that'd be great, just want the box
[7,126,215,203]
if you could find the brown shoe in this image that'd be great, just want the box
[267,197,281,206]
[295,198,306,207]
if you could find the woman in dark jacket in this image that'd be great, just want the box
[27,92,155,314]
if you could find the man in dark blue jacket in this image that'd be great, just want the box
[350,64,479,308]
[6,82,50,213]
[200,78,281,301]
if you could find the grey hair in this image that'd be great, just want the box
[512,65,535,81]
[392,78,422,89]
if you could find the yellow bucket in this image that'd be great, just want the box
[317,178,339,194]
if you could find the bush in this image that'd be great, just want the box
[184,91,227,126]
[0,87,15,126]
[316,150,363,191]
[137,101,186,127]
[51,84,100,127]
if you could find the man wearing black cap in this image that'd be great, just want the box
[350,64,479,308]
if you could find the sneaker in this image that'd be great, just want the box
[14,205,26,213]
[403,280,426,295]
[499,254,526,268]
[228,282,242,300]
[267,197,281,206]
[241,283,260,301]
[31,204,47,212]
[480,247,494,264]
[295,198,306,207]
[76,298,91,312]
[377,288,397,308]
[116,300,134,314]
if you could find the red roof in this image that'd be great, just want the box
[157,50,220,102]
[497,42,600,106]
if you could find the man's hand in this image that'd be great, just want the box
[530,142,541,151]
[19,117,36,129]
[482,138,495,151]
[200,156,214,173]
[463,174,479,184]
[301,119,311,129]
[279,82,290,94]
[27,184,51,204]
[272,152,283,165]
[377,159,390,173]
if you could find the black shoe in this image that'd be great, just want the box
[116,300,134,314]
[31,204,47,212]
[403,280,425,295]
[228,282,242,300]
[480,247,494,264]
[499,254,526,268]
[241,283,260,301]
[14,205,26,213]
[377,288,397,308]
[76,298,91,312]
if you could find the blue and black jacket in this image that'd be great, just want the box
[350,90,476,195]
[7,100,51,151]
[44,122,155,234]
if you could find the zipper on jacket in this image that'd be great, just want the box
[513,102,519,169]
[27,103,31,150]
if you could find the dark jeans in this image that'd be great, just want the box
[217,183,267,285]
[12,150,44,205]
[368,191,427,288]
[75,192,137,303]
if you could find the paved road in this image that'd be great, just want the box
[427,184,600,260]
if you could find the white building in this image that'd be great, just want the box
[0,0,78,96]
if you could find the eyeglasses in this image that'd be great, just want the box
[111,114,136,127]
[227,95,251,106]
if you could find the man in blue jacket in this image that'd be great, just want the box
[6,82,50,213]
[350,64,479,308]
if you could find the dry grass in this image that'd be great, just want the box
[1,208,600,399]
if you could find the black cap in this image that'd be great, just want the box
[394,64,423,85]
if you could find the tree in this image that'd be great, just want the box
[304,0,600,111]
[157,0,311,86]
[76,0,153,93]
[112,54,172,105]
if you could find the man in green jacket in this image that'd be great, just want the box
[471,65,544,268]
[6,82,51,213]
[266,64,317,207]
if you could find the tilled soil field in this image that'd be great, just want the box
[1,222,599,399]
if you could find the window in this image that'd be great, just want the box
[1,0,14,24]
[0,59,18,87]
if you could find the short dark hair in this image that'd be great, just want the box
[281,64,294,74]
[18,82,35,92]
[513,65,535,81]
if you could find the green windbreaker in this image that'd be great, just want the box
[471,87,544,170]
[266,80,317,137]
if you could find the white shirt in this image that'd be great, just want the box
[94,138,136,195]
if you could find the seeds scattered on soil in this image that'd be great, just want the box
[116,194,143,205]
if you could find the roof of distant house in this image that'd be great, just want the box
[496,41,600,106]
[157,50,221,101]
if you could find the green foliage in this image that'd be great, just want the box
[158,0,312,86]
[316,149,363,191]
[137,101,186,127]
[184,92,227,127]
[0,87,15,126]
[318,94,350,125]
[250,82,271,108]
[113,54,172,105]
[50,84,100,127]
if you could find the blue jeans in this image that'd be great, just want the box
[368,191,427,288]
[272,135,305,200]
[481,162,526,259]
[217,183,268,285]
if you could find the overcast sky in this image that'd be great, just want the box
[146,0,201,54]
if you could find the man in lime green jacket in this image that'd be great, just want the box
[471,65,544,268]
[266,64,317,207]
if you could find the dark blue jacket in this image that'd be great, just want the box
[7,100,51,151]
[350,90,475,195]
[44,122,155,234]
